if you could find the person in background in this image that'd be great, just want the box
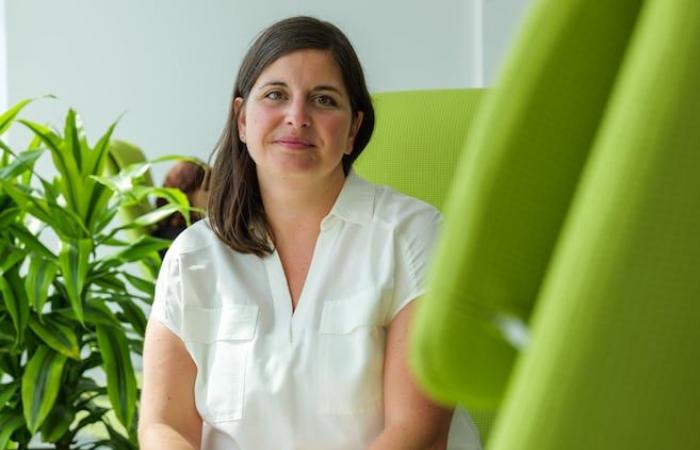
[151,160,209,244]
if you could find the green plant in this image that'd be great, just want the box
[0,99,192,449]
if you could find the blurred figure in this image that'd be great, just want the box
[152,160,208,242]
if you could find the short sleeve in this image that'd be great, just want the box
[390,208,443,321]
[149,247,184,337]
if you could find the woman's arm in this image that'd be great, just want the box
[368,300,454,450]
[139,319,202,450]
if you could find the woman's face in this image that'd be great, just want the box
[235,49,363,184]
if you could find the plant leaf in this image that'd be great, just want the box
[55,303,122,329]
[108,235,170,263]
[45,198,91,239]
[96,325,136,429]
[72,404,108,438]
[0,315,16,351]
[84,182,112,233]
[116,301,147,337]
[93,205,120,236]
[88,270,127,292]
[122,272,155,297]
[19,120,75,205]
[0,410,25,450]
[129,204,179,228]
[58,238,92,323]
[28,315,80,360]
[0,98,34,135]
[0,381,19,406]
[103,421,138,450]
[40,401,74,443]
[1,181,68,236]
[0,352,19,379]
[0,148,44,180]
[0,206,20,228]
[0,267,30,345]
[90,159,150,197]
[3,175,98,240]
[98,235,130,247]
[64,109,84,174]
[144,186,190,208]
[85,122,117,177]
[83,124,118,232]
[127,337,144,356]
[9,223,55,260]
[25,256,59,313]
[21,346,67,433]
[0,245,25,276]
[21,119,82,214]
[39,176,60,206]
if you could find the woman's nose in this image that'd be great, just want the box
[285,98,311,128]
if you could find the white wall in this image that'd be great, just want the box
[1,1,7,113]
[4,0,484,184]
[482,0,532,84]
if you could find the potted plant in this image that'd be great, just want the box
[0,99,192,449]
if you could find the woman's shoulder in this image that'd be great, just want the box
[370,181,442,233]
[166,218,220,257]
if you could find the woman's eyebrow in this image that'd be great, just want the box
[312,85,342,95]
[258,81,287,90]
[256,81,343,95]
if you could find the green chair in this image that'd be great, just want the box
[410,0,700,449]
[354,88,495,440]
[356,89,485,211]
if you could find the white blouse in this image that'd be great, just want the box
[151,172,481,450]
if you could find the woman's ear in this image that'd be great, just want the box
[345,111,364,155]
[234,97,246,142]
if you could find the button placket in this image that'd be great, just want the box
[264,251,294,345]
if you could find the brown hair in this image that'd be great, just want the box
[207,16,375,256]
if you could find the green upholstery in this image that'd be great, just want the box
[410,0,700,449]
[355,89,485,210]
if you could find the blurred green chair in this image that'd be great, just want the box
[410,1,700,449]
[354,88,495,440]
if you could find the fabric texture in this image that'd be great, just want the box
[354,89,485,210]
[410,0,700,449]
[150,172,480,450]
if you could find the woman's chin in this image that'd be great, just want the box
[266,153,323,175]
[258,159,345,184]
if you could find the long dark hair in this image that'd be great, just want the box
[207,16,375,256]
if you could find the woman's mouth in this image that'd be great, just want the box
[273,137,315,150]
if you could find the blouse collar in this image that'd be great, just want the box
[321,170,375,230]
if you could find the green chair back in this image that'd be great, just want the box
[355,89,485,211]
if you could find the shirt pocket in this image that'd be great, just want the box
[318,287,386,415]
[182,304,259,422]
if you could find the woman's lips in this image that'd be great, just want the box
[274,137,315,150]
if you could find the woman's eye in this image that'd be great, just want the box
[265,91,284,100]
[315,95,337,107]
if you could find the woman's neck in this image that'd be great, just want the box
[258,169,346,242]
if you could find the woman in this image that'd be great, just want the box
[139,16,480,450]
